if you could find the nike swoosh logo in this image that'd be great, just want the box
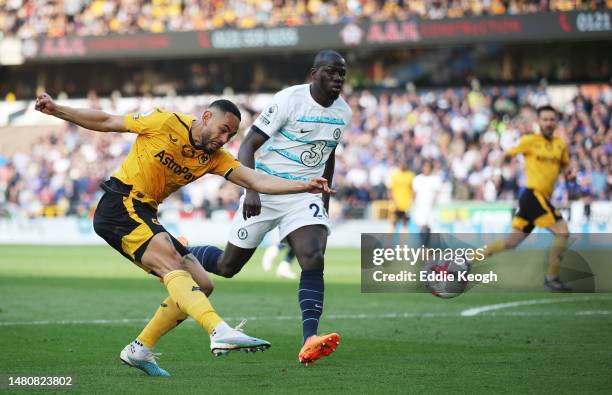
[300,129,313,133]
[315,304,323,309]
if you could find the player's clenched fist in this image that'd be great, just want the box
[35,93,57,115]
[242,190,262,220]
[306,177,333,194]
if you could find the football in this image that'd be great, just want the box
[423,259,472,299]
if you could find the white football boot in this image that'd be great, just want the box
[210,320,271,356]
[261,245,279,272]
[120,340,170,377]
[276,260,297,279]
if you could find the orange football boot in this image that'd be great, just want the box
[298,333,340,365]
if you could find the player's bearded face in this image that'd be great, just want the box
[199,111,238,154]
[197,134,217,154]
[539,111,557,137]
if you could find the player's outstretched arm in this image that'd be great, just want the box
[227,166,332,195]
[34,92,127,133]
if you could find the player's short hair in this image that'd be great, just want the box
[312,50,344,70]
[209,99,241,121]
[536,105,557,117]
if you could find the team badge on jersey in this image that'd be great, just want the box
[198,153,210,165]
[333,128,342,140]
[181,145,195,158]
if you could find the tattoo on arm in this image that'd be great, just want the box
[163,234,175,249]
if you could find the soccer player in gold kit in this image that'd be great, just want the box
[484,105,574,291]
[34,93,331,376]
[388,160,415,233]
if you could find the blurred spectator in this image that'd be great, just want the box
[1,83,609,219]
[1,0,609,38]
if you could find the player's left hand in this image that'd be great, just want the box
[306,177,334,194]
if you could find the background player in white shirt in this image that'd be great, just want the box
[188,50,352,365]
[411,160,442,247]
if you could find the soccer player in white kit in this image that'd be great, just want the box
[411,160,442,247]
[188,50,352,365]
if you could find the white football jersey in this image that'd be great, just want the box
[412,173,442,209]
[252,84,352,181]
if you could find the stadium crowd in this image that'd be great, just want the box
[0,84,610,220]
[0,0,610,38]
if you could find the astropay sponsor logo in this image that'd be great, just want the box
[154,150,197,181]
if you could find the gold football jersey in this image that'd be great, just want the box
[111,108,241,207]
[389,169,415,211]
[507,133,569,198]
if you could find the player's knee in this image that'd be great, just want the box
[505,238,521,249]
[558,224,570,237]
[504,239,515,249]
[153,251,184,278]
[297,250,324,271]
[217,251,249,278]
[168,251,185,269]
[200,281,214,296]
[161,263,183,279]
[217,264,240,278]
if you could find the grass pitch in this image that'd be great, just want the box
[0,245,611,394]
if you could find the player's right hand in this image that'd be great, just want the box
[243,189,262,220]
[306,177,334,195]
[34,93,57,115]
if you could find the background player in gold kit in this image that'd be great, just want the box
[34,92,331,376]
[484,105,574,291]
[388,160,415,234]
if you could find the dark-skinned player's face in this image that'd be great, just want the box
[538,110,557,138]
[312,59,347,101]
[199,109,239,154]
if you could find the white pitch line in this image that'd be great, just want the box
[0,313,450,326]
[0,318,150,326]
[1,309,611,327]
[460,296,599,317]
[576,310,612,316]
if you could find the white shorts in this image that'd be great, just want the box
[228,193,331,249]
[411,204,434,227]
